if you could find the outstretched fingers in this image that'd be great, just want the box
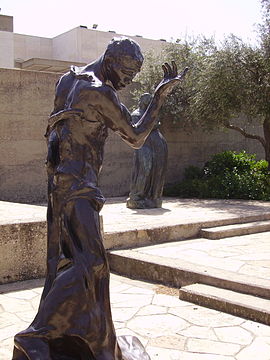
[171,61,178,76]
[162,63,170,77]
[162,61,178,78]
[177,66,189,80]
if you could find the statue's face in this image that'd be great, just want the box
[107,56,142,90]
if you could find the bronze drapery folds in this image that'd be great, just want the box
[12,37,188,359]
[127,93,168,209]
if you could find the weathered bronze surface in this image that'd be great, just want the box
[127,93,168,209]
[12,37,187,359]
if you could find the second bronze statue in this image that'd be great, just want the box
[127,93,168,209]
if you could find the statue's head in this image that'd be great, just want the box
[139,93,152,111]
[104,37,144,90]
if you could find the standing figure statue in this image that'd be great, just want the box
[127,93,168,209]
[12,37,188,360]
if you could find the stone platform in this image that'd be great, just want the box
[1,197,270,284]
[1,197,270,359]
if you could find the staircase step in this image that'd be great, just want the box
[179,283,270,325]
[108,247,270,299]
[200,220,270,239]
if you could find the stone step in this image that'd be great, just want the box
[200,220,270,239]
[179,283,270,325]
[108,245,270,299]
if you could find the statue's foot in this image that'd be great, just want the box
[126,197,162,209]
[126,198,145,209]
[118,335,151,360]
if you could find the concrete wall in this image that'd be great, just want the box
[14,34,53,64]
[0,67,265,204]
[0,68,58,203]
[162,123,265,185]
[0,31,14,68]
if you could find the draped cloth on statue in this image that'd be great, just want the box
[12,110,150,360]
[127,126,168,209]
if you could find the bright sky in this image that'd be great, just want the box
[0,0,263,44]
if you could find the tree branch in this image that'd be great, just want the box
[224,123,266,148]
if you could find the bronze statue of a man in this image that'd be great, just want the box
[127,93,168,209]
[12,37,187,360]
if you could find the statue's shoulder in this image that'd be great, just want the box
[60,65,120,108]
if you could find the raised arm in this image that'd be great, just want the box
[103,63,188,149]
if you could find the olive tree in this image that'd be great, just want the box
[134,0,270,165]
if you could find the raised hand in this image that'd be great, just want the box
[155,62,188,97]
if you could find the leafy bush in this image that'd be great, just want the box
[164,151,270,200]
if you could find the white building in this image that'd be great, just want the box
[0,14,166,73]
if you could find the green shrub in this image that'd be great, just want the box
[164,150,270,200]
[203,150,256,176]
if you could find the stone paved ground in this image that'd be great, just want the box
[1,274,270,360]
[1,198,270,359]
[1,197,270,229]
[130,231,270,279]
[101,198,270,232]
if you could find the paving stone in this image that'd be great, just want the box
[0,338,14,360]
[113,321,126,330]
[0,324,25,341]
[208,249,243,257]
[0,297,33,313]
[32,287,43,295]
[152,293,182,307]
[236,337,270,360]
[178,325,218,341]
[179,354,235,360]
[4,289,38,300]
[111,307,140,322]
[148,335,186,350]
[239,264,270,278]
[169,306,244,327]
[233,252,270,261]
[140,246,244,272]
[119,286,155,295]
[214,326,253,345]
[186,338,241,356]
[127,314,188,338]
[241,320,270,336]
[110,293,153,308]
[146,346,183,360]
[30,295,42,309]
[109,283,132,293]
[15,310,37,323]
[136,305,167,316]
[0,313,22,329]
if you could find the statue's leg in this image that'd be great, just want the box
[12,197,121,359]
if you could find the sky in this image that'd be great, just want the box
[0,0,264,45]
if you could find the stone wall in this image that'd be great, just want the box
[0,67,265,203]
[162,122,265,186]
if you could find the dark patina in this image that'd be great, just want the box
[13,37,188,360]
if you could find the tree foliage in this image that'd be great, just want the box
[133,37,216,130]
[133,0,270,164]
